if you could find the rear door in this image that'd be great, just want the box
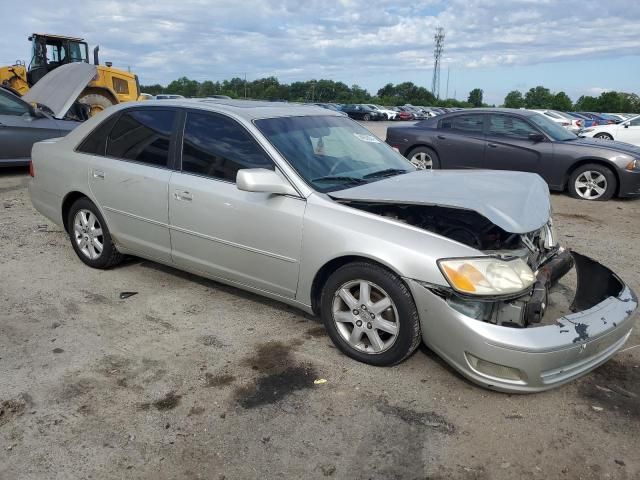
[0,90,65,163]
[432,113,486,168]
[484,114,553,181]
[85,108,177,262]
[169,110,305,298]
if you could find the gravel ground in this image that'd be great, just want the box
[1,123,639,479]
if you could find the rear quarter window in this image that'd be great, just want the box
[77,114,120,156]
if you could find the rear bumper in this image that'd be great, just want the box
[406,251,637,393]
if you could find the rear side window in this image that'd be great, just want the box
[0,90,30,116]
[106,109,177,167]
[181,112,273,182]
[440,114,484,133]
[77,114,119,155]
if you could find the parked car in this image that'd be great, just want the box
[566,112,596,128]
[386,108,640,200]
[28,100,637,392]
[393,106,415,121]
[0,62,96,166]
[155,94,185,100]
[578,112,617,125]
[403,105,428,120]
[364,104,397,120]
[340,104,383,121]
[310,103,348,116]
[580,114,640,144]
[530,109,581,133]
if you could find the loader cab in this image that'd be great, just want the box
[28,34,89,85]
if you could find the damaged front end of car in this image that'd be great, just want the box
[337,200,638,392]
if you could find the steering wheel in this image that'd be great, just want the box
[327,156,350,175]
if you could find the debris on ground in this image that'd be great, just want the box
[119,292,138,299]
[314,378,328,385]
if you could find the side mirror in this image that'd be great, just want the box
[623,122,630,128]
[236,168,298,196]
[528,132,545,142]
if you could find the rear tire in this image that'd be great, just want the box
[406,146,440,170]
[363,114,371,121]
[78,92,116,117]
[568,163,616,201]
[68,198,124,268]
[320,261,421,366]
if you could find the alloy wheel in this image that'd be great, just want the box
[332,279,399,354]
[574,171,607,200]
[410,151,433,170]
[73,209,104,260]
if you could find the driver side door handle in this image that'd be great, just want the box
[487,143,498,148]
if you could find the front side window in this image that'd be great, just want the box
[106,109,176,166]
[255,115,414,193]
[629,116,640,127]
[440,114,484,133]
[181,112,273,181]
[0,91,29,116]
[529,113,576,141]
[488,115,538,139]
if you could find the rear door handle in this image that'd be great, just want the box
[488,143,498,148]
[437,135,446,140]
[92,170,105,179]
[174,190,193,201]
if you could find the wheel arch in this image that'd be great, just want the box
[310,254,407,316]
[79,86,119,105]
[61,191,94,233]
[564,159,621,195]
[405,143,439,159]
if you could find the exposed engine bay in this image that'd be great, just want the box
[339,201,575,329]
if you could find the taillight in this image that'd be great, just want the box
[29,160,35,177]
[576,120,582,127]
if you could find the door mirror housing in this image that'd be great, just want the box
[236,168,298,196]
[623,122,630,128]
[528,132,545,142]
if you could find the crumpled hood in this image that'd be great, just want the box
[22,63,96,119]
[330,170,551,234]
[570,137,640,157]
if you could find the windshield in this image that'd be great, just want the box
[528,113,576,141]
[254,115,414,192]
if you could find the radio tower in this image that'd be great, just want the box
[431,27,445,99]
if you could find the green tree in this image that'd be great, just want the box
[503,90,524,108]
[467,88,483,107]
[139,83,164,95]
[166,77,200,97]
[197,80,218,97]
[551,91,573,111]
[524,86,554,109]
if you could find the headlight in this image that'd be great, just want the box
[626,159,640,171]
[438,257,535,296]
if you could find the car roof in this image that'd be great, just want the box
[122,98,343,120]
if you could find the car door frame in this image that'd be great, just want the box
[433,112,487,169]
[167,106,308,299]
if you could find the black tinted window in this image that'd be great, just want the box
[181,112,273,181]
[0,90,29,116]
[77,114,119,155]
[440,114,484,133]
[106,110,176,166]
[488,115,538,139]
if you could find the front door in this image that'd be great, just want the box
[615,116,640,145]
[86,108,177,262]
[484,114,553,182]
[169,110,305,298]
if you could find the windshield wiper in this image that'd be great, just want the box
[312,175,368,186]
[363,168,409,179]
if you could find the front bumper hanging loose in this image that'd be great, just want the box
[406,251,638,393]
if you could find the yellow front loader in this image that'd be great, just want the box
[0,33,143,116]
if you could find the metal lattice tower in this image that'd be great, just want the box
[431,27,445,99]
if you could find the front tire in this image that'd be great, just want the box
[362,114,371,121]
[78,92,116,117]
[406,146,440,170]
[320,262,421,366]
[68,198,124,268]
[594,132,613,140]
[568,163,617,201]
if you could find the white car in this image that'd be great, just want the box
[365,104,397,120]
[530,110,581,133]
[580,114,640,145]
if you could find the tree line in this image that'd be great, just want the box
[140,77,639,112]
[141,77,479,107]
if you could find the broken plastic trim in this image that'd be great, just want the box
[570,252,624,311]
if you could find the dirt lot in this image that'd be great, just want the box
[1,123,639,479]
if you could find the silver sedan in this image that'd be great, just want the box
[28,99,637,392]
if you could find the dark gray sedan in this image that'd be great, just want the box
[386,108,640,200]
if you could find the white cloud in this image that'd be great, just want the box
[2,0,639,95]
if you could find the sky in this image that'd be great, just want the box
[3,0,640,104]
